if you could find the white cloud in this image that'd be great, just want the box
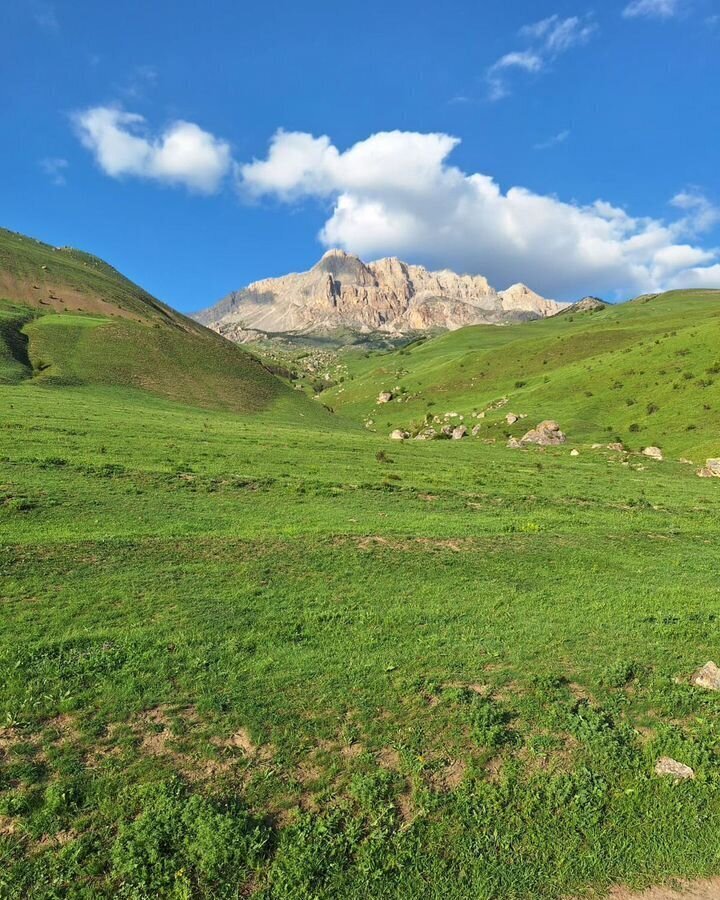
[239,128,720,299]
[670,190,720,234]
[73,106,231,194]
[534,129,570,150]
[487,14,597,100]
[39,157,68,186]
[623,0,682,19]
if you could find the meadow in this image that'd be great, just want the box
[2,374,720,898]
[1,237,720,898]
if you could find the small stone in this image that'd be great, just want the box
[377,391,393,404]
[506,437,522,449]
[451,425,467,440]
[697,459,720,478]
[690,661,720,692]
[390,430,408,441]
[607,443,625,452]
[643,446,663,461]
[506,413,519,425]
[570,449,580,457]
[655,757,694,780]
[472,424,482,437]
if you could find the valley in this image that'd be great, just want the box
[1,229,720,899]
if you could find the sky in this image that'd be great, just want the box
[2,0,719,311]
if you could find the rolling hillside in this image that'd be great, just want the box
[0,228,325,418]
[323,290,720,459]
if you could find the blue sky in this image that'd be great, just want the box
[2,0,719,310]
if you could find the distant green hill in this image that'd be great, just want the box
[324,289,720,459]
[0,227,323,417]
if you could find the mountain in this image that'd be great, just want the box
[194,249,569,341]
[0,227,319,416]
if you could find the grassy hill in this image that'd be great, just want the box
[0,228,327,418]
[322,289,720,460]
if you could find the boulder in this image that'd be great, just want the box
[570,449,580,457]
[697,459,720,478]
[390,429,408,441]
[655,757,695,781]
[519,420,566,447]
[451,425,467,440]
[506,413,519,425]
[414,428,437,441]
[690,661,720,692]
[607,443,625,452]
[642,446,663,461]
[506,437,522,449]
[377,391,393,404]
[472,424,482,437]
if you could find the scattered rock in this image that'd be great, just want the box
[414,428,436,441]
[472,424,482,437]
[518,420,566,447]
[690,661,720,692]
[643,446,663,461]
[570,449,580,457]
[451,425,467,440]
[654,757,694,780]
[506,437,522,449]
[697,459,720,478]
[607,442,625,452]
[506,413,519,425]
[390,430,409,441]
[377,391,393,404]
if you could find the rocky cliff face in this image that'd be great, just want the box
[194,249,568,340]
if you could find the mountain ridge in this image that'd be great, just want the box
[194,249,570,341]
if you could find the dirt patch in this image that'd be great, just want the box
[377,747,401,771]
[217,728,255,754]
[0,815,18,837]
[35,829,77,852]
[568,682,594,703]
[340,742,364,760]
[396,788,415,826]
[601,877,720,899]
[432,758,467,792]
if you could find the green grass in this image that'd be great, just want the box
[322,290,720,459]
[2,230,720,898]
[1,374,720,899]
[0,298,328,418]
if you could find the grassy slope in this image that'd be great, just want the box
[0,227,327,418]
[324,290,720,459]
[1,375,720,899]
[0,227,182,324]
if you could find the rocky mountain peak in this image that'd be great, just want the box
[194,251,570,341]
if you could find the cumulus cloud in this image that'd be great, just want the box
[239,128,720,299]
[487,14,597,100]
[623,0,682,19]
[73,106,232,194]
